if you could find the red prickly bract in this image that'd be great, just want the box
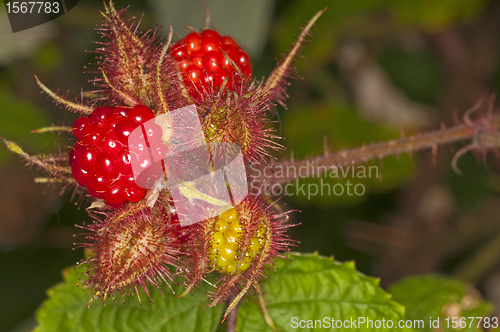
[260,7,327,109]
[175,8,326,163]
[196,83,283,163]
[11,2,325,319]
[76,199,182,306]
[92,2,184,112]
[179,193,296,320]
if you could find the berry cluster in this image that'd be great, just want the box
[208,208,265,274]
[70,105,157,206]
[18,1,320,320]
[171,29,252,97]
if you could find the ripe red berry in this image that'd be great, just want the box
[72,117,91,139]
[127,106,155,124]
[90,107,114,125]
[70,104,165,206]
[172,30,252,98]
[201,29,221,39]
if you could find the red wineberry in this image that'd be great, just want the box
[105,184,127,204]
[189,50,204,68]
[100,130,126,155]
[200,36,220,53]
[220,35,238,48]
[115,118,140,143]
[113,106,130,116]
[118,173,138,188]
[184,32,202,53]
[202,51,225,74]
[127,105,155,124]
[172,43,188,59]
[87,185,105,200]
[71,162,89,187]
[72,117,91,139]
[94,152,119,180]
[69,149,76,166]
[125,186,146,203]
[90,106,113,125]
[186,65,203,86]
[172,29,252,97]
[70,105,159,205]
[116,150,133,175]
[88,173,112,192]
[74,143,98,171]
[202,29,221,40]
[105,114,125,129]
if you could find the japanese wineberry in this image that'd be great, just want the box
[172,30,252,98]
[70,105,160,206]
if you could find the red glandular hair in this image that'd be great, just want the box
[76,198,183,306]
[89,3,185,112]
[180,193,297,321]
[13,0,325,320]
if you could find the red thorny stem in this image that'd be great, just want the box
[254,102,500,186]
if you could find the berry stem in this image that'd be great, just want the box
[99,69,139,106]
[155,24,173,114]
[255,111,500,186]
[256,282,278,332]
[30,126,72,134]
[34,177,75,184]
[35,76,93,115]
[201,0,211,30]
[2,138,72,174]
[261,7,327,98]
[225,300,240,332]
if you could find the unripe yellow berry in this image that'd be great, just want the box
[249,237,262,253]
[224,229,239,244]
[225,264,237,274]
[214,219,228,232]
[211,232,225,248]
[220,246,236,261]
[208,208,266,274]
[227,221,242,233]
[238,260,251,271]
[221,208,238,223]
[217,255,230,268]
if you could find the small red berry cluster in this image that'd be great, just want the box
[171,29,252,97]
[70,105,157,206]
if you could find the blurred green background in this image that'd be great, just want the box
[2,0,500,330]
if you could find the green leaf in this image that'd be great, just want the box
[34,265,224,332]
[390,275,493,332]
[238,252,407,332]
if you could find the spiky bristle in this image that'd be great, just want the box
[179,193,296,320]
[77,199,182,305]
[92,2,185,110]
[261,7,327,109]
[195,84,284,163]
